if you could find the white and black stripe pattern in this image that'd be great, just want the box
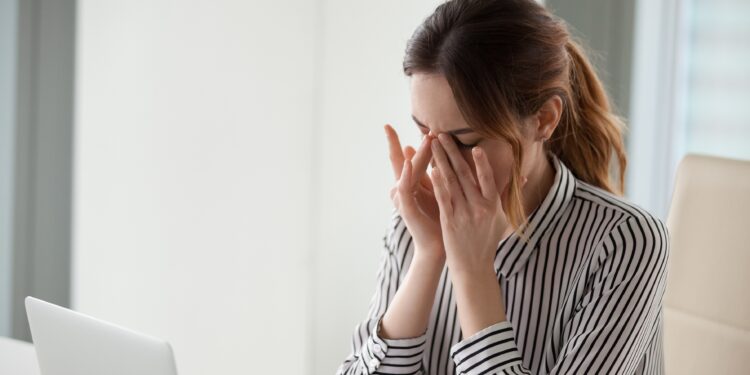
[337,153,670,375]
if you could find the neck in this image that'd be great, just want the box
[521,152,556,218]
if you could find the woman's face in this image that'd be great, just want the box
[409,73,540,200]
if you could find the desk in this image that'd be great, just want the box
[0,337,40,375]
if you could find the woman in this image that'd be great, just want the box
[337,0,669,374]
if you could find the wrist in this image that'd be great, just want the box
[450,263,497,287]
[412,245,446,265]
[446,257,496,282]
[451,266,508,336]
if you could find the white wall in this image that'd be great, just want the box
[73,1,316,373]
[74,0,444,373]
[312,1,442,373]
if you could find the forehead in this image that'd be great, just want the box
[409,73,468,132]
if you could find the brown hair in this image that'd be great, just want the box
[403,0,627,233]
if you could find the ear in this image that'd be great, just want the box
[532,95,563,142]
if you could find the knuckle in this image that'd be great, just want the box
[458,167,472,180]
[445,173,458,185]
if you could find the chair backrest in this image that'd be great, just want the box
[0,336,40,375]
[664,154,750,374]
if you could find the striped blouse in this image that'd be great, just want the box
[336,154,670,375]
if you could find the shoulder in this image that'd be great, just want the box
[573,180,670,264]
[570,183,670,301]
[574,180,668,235]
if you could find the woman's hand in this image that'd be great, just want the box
[428,133,525,276]
[385,124,444,261]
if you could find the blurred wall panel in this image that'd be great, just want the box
[0,0,17,339]
[1,0,76,342]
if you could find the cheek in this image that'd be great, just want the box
[460,149,479,178]
[483,148,515,193]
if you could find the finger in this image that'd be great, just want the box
[413,142,436,191]
[471,147,498,201]
[408,141,434,191]
[411,135,434,186]
[397,159,419,216]
[385,124,405,180]
[405,143,435,192]
[437,133,482,203]
[430,167,453,217]
[403,145,416,161]
[431,138,466,206]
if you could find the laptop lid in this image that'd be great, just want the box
[25,296,178,375]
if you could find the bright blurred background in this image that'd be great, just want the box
[0,0,748,373]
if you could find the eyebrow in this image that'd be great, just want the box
[411,115,475,135]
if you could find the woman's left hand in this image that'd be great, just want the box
[429,133,521,277]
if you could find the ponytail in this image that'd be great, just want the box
[549,39,628,195]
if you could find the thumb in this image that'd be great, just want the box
[398,159,420,216]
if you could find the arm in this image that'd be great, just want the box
[336,212,443,375]
[380,245,444,340]
[448,215,670,375]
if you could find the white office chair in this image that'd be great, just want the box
[664,154,750,374]
[0,336,40,375]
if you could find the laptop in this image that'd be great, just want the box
[25,296,178,375]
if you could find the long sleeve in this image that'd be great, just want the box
[336,211,428,375]
[448,214,670,375]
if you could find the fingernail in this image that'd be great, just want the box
[472,147,481,156]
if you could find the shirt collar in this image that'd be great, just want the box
[494,153,577,277]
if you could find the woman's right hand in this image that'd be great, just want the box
[385,124,445,261]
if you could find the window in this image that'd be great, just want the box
[684,0,750,160]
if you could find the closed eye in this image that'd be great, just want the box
[417,126,480,149]
[452,134,479,149]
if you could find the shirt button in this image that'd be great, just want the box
[373,343,382,353]
[369,358,380,369]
